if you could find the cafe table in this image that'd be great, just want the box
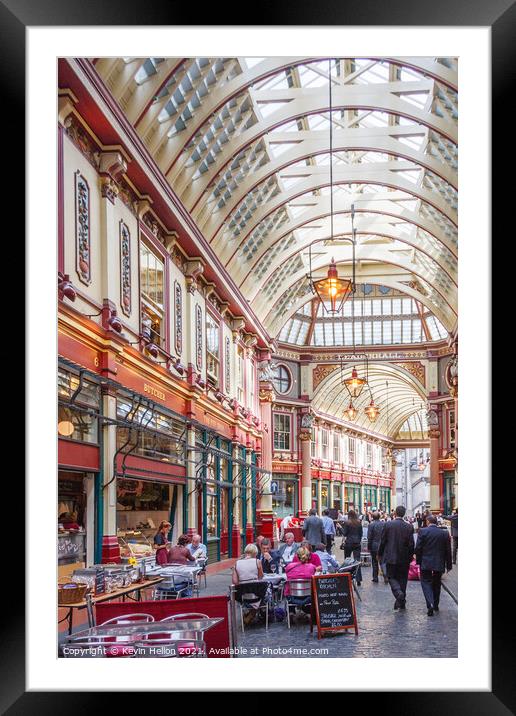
[58,577,164,634]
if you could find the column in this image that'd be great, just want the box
[429,427,441,513]
[256,383,274,539]
[101,387,120,562]
[245,449,254,544]
[329,481,334,511]
[185,424,198,538]
[231,441,242,556]
[299,430,312,516]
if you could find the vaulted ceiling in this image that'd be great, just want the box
[94,56,457,341]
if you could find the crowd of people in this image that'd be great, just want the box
[230,505,457,624]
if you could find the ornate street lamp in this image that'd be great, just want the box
[343,365,367,399]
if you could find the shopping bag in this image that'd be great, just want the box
[408,559,420,581]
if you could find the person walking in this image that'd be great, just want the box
[302,508,326,551]
[321,508,336,553]
[340,510,363,585]
[442,509,458,564]
[377,505,415,610]
[367,511,385,583]
[415,514,453,616]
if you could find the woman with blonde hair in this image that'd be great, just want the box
[232,543,264,585]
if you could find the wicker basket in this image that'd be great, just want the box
[58,577,89,605]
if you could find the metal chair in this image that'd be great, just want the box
[338,561,363,602]
[96,613,155,645]
[160,612,209,622]
[153,574,192,600]
[283,579,312,628]
[234,581,269,632]
[99,613,155,626]
[196,559,208,589]
[131,638,206,657]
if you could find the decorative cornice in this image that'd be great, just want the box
[312,363,339,390]
[394,361,426,387]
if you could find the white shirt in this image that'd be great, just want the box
[281,543,297,564]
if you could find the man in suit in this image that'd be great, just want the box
[302,508,326,551]
[367,511,386,583]
[257,537,281,574]
[277,532,300,565]
[377,505,415,610]
[415,514,453,615]
[442,509,458,564]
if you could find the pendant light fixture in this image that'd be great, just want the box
[364,397,380,422]
[344,365,367,398]
[344,401,358,421]
[307,58,355,316]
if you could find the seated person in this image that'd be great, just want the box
[278,532,300,566]
[314,543,340,573]
[232,544,266,625]
[186,533,207,561]
[167,534,196,565]
[292,540,322,570]
[258,537,281,574]
[232,543,264,584]
[284,547,317,619]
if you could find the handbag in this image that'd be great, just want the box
[408,559,420,581]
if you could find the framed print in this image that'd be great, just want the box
[13,0,512,708]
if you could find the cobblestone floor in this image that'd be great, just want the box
[204,564,458,659]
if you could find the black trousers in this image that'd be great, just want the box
[344,543,362,583]
[386,563,410,602]
[452,536,458,563]
[420,569,443,608]
[370,549,379,580]
[325,534,334,553]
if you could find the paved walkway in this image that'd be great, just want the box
[204,562,457,658]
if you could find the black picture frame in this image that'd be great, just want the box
[10,0,510,709]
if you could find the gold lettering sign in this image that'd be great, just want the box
[143,383,166,401]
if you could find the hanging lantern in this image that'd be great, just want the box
[344,366,367,398]
[344,401,358,421]
[365,399,380,422]
[58,419,75,437]
[312,258,353,315]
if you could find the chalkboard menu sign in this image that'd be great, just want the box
[311,573,358,639]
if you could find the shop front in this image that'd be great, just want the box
[332,481,342,511]
[320,480,330,511]
[271,474,298,520]
[363,486,378,511]
[344,483,362,513]
[114,391,187,560]
[443,470,456,514]
[378,486,392,512]
[58,362,101,575]
[201,435,233,563]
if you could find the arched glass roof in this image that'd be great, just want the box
[278,284,448,347]
[94,56,458,340]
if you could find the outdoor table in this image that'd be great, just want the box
[58,577,163,634]
[262,573,286,605]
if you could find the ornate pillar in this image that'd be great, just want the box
[231,441,242,556]
[101,386,120,563]
[256,383,274,539]
[185,424,198,538]
[299,430,312,516]
[428,406,442,513]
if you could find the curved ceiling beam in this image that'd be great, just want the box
[240,225,457,301]
[208,172,457,253]
[131,56,456,176]
[258,248,456,323]
[169,84,456,192]
[269,276,453,337]
[233,200,457,284]
[182,127,455,213]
